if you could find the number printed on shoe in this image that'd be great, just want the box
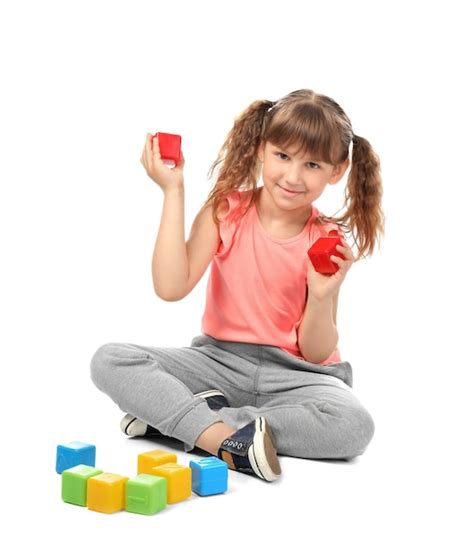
[221,438,250,456]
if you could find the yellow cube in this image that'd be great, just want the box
[137,449,177,475]
[87,473,129,514]
[152,463,192,504]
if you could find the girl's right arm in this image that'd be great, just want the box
[141,133,226,301]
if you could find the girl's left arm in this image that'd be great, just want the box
[297,293,339,364]
[297,241,354,364]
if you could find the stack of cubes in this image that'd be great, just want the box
[57,442,228,516]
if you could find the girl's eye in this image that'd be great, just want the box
[276,152,320,169]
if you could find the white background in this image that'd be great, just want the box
[1,0,473,558]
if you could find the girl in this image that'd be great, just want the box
[91,89,384,483]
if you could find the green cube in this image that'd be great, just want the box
[126,474,167,515]
[62,464,103,506]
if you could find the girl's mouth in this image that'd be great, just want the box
[278,184,304,197]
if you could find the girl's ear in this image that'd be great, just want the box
[257,141,265,163]
[328,159,350,184]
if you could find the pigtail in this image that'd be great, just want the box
[337,135,385,260]
[204,99,274,222]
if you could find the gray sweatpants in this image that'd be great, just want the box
[90,334,375,459]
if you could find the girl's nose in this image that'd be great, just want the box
[284,164,302,185]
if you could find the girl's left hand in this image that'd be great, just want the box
[306,238,355,303]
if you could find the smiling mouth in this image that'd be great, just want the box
[278,185,304,194]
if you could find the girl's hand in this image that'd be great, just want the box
[140,133,185,193]
[306,238,355,304]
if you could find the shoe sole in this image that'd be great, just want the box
[248,417,281,482]
[120,414,148,437]
[195,389,225,399]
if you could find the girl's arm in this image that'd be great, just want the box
[152,194,226,301]
[298,240,354,363]
[297,293,339,364]
[151,188,189,300]
[140,133,225,301]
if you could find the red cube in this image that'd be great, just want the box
[308,236,344,274]
[152,132,181,164]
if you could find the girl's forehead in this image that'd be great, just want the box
[266,141,301,154]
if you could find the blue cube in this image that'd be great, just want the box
[189,457,228,496]
[56,441,96,474]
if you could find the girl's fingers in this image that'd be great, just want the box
[152,134,161,158]
[336,244,354,261]
[145,133,152,159]
[331,253,352,270]
[335,245,349,257]
[330,255,345,265]
[331,255,353,276]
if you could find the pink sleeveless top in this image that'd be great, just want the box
[201,188,342,364]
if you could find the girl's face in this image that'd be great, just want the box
[258,141,349,209]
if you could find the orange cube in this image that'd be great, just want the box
[87,473,129,514]
[137,449,177,475]
[152,463,192,504]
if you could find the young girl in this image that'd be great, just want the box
[91,89,384,483]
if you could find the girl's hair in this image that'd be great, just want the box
[205,89,384,259]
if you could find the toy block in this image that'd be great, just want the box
[61,465,103,506]
[137,449,177,475]
[87,473,129,514]
[56,441,96,474]
[151,132,181,164]
[152,463,192,504]
[189,457,228,496]
[126,474,167,515]
[308,236,345,275]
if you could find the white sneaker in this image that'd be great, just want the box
[120,389,229,437]
[120,414,160,437]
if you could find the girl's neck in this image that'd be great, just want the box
[255,186,313,232]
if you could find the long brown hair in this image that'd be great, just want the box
[205,89,384,259]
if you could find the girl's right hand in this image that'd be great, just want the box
[140,133,185,193]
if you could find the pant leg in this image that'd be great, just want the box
[89,336,259,451]
[212,341,375,460]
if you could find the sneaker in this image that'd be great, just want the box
[120,389,229,437]
[218,416,281,482]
